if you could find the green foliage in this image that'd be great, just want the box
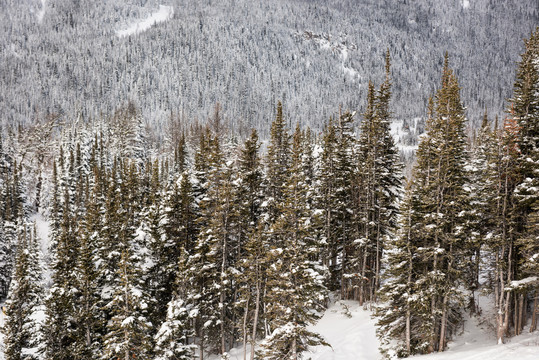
[3,224,44,360]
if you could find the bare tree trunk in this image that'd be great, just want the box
[430,237,439,352]
[359,232,369,305]
[530,290,538,332]
[292,336,297,360]
[251,278,261,360]
[374,220,381,303]
[516,293,524,335]
[502,290,512,342]
[243,297,249,360]
[499,241,513,344]
[406,205,413,354]
[439,295,448,352]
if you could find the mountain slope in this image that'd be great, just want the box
[1,0,537,136]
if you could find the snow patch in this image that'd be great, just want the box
[462,0,470,9]
[295,31,359,80]
[116,5,174,38]
[37,0,47,23]
[29,213,52,286]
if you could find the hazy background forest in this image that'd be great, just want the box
[1,0,538,141]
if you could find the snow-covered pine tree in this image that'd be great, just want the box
[110,102,148,168]
[234,129,265,360]
[0,219,16,301]
[259,125,328,360]
[143,159,174,326]
[3,223,45,360]
[332,111,358,300]
[463,111,494,308]
[376,184,425,358]
[317,116,340,291]
[378,54,470,355]
[0,134,15,300]
[511,27,539,334]
[72,168,105,359]
[265,101,290,225]
[103,249,153,360]
[174,132,188,175]
[181,131,241,357]
[43,187,81,359]
[235,129,264,260]
[484,114,522,343]
[154,244,196,359]
[356,51,402,304]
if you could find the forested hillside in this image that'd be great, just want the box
[1,0,537,138]
[0,1,538,360]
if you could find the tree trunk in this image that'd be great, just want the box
[530,290,538,332]
[373,220,381,303]
[199,336,204,360]
[405,205,413,355]
[516,293,524,335]
[251,277,261,360]
[243,296,249,360]
[438,295,448,352]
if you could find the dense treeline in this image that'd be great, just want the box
[1,0,537,136]
[0,29,538,360]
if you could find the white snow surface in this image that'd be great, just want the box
[29,213,52,287]
[209,299,539,360]
[116,5,174,38]
[307,300,380,359]
[37,0,47,23]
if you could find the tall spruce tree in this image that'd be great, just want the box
[259,125,328,360]
[317,116,341,290]
[512,27,539,334]
[234,129,265,360]
[377,54,470,355]
[376,185,423,358]
[103,250,153,360]
[44,188,80,359]
[265,101,290,225]
[332,111,357,300]
[3,223,45,360]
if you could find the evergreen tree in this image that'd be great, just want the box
[103,250,153,360]
[72,173,104,359]
[43,188,80,360]
[356,51,402,304]
[0,219,16,301]
[512,27,539,333]
[332,111,357,300]
[236,129,264,257]
[3,223,45,360]
[376,185,425,358]
[234,129,265,360]
[377,54,470,354]
[181,131,237,356]
[259,125,328,360]
[317,116,340,290]
[265,101,290,224]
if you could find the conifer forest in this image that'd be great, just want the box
[0,1,538,359]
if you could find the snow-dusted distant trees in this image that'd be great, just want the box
[0,0,537,138]
[1,21,538,360]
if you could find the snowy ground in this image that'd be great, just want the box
[211,299,539,360]
[307,300,380,359]
[116,5,174,37]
